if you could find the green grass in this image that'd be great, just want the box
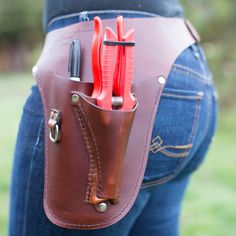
[0,73,236,235]
[181,109,236,236]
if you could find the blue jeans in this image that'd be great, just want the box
[9,11,218,236]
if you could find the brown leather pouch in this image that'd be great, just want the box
[34,17,199,229]
[71,90,138,205]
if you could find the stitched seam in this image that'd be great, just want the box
[205,88,211,140]
[202,87,211,144]
[22,117,44,236]
[141,175,174,189]
[159,149,190,158]
[74,107,94,203]
[48,10,157,27]
[172,64,212,84]
[173,64,212,80]
[77,101,103,196]
[189,98,201,143]
[150,143,192,153]
[162,93,203,100]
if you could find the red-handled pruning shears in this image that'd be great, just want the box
[91,16,136,110]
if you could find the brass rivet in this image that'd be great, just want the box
[157,76,166,85]
[71,94,79,103]
[95,202,108,213]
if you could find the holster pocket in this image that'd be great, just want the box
[70,91,137,205]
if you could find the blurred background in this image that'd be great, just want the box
[0,0,235,235]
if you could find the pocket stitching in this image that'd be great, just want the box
[144,96,202,186]
[162,92,203,100]
[159,148,190,158]
[150,142,192,157]
[172,64,212,83]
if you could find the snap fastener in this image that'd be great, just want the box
[71,94,79,103]
[95,202,108,213]
[157,76,166,85]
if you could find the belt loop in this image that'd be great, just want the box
[79,11,89,22]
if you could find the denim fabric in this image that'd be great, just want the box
[43,0,183,32]
[9,12,218,236]
[47,10,157,32]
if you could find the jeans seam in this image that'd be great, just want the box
[189,98,202,144]
[22,117,44,236]
[150,142,192,157]
[172,64,212,83]
[162,92,203,100]
[141,175,174,189]
[159,149,190,158]
[48,10,157,29]
[197,87,211,148]
[82,9,158,16]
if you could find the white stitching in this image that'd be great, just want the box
[76,99,103,198]
[162,92,203,100]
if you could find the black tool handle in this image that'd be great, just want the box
[68,40,81,79]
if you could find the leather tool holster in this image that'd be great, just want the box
[34,17,200,229]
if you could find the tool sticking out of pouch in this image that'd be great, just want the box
[91,16,136,111]
[68,40,81,82]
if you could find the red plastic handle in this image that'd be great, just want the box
[97,27,117,110]
[119,29,136,110]
[91,17,103,98]
[113,16,124,96]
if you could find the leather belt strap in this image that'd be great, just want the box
[35,17,199,229]
[37,17,200,82]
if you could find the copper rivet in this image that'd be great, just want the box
[71,94,79,103]
[157,76,166,85]
[95,202,108,212]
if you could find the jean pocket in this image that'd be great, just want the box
[142,87,204,186]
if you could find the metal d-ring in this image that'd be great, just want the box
[48,109,61,143]
[49,124,60,143]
